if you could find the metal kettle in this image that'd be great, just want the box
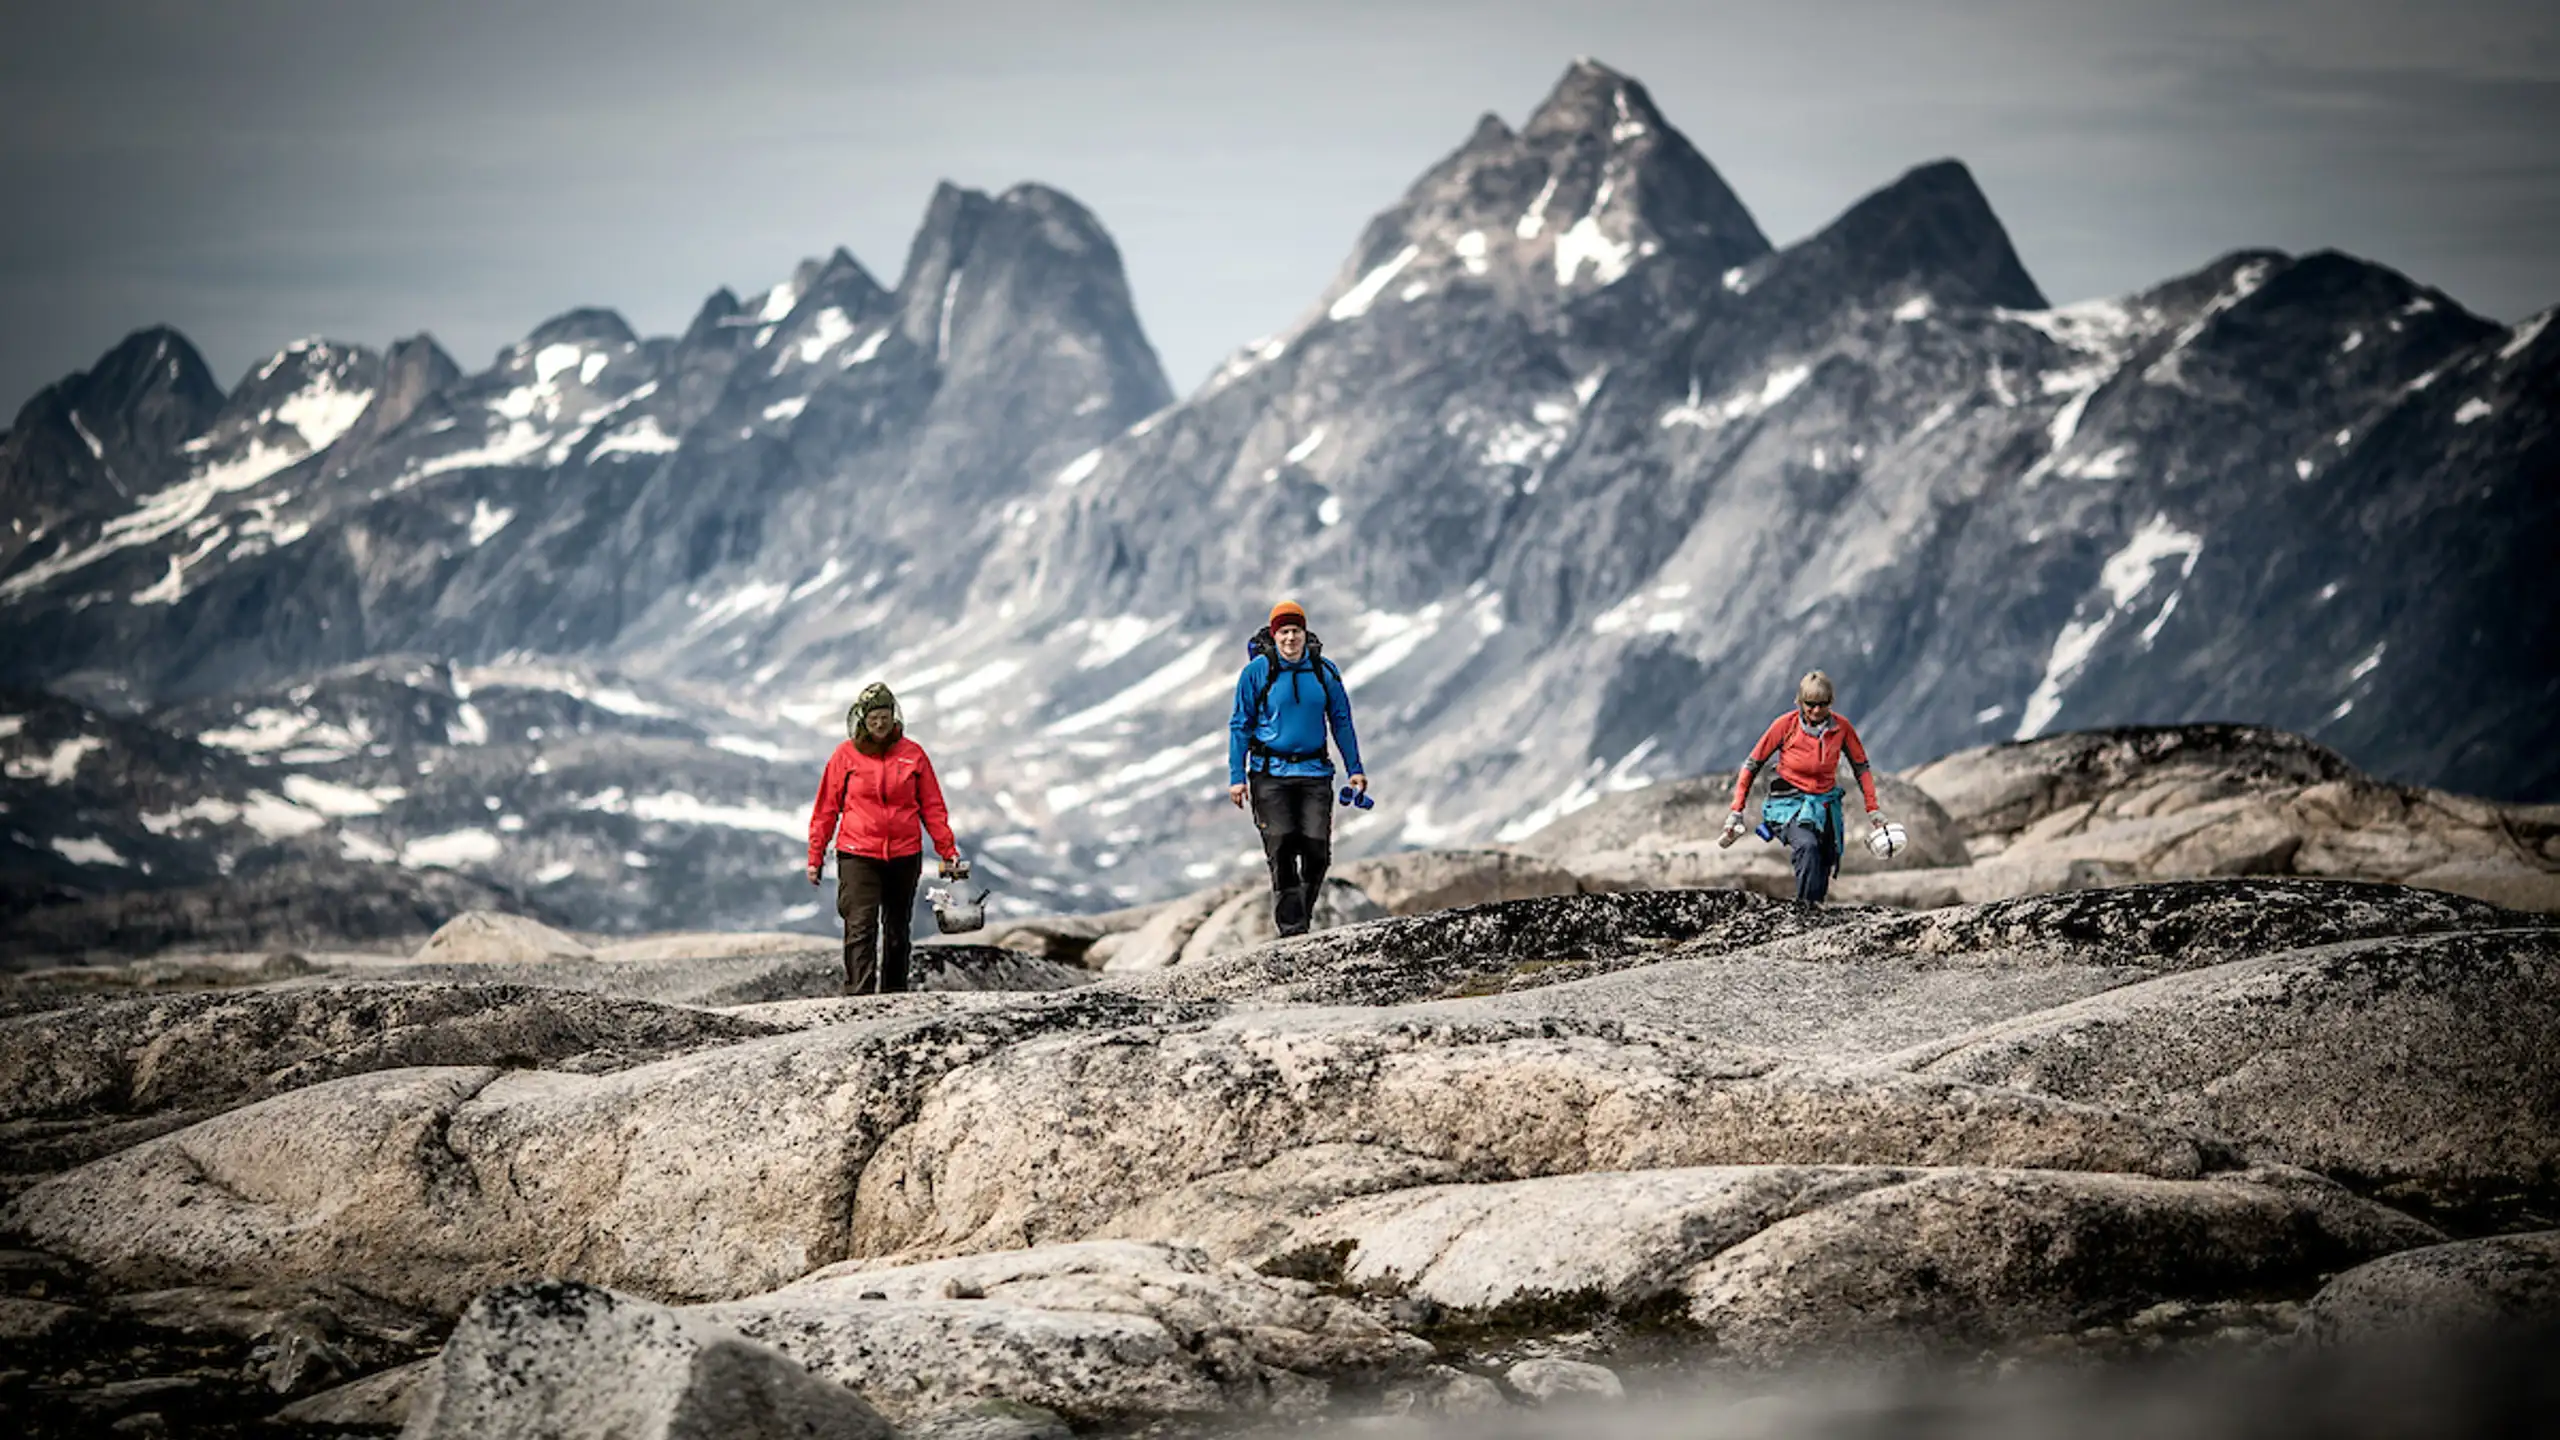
[928,857,988,934]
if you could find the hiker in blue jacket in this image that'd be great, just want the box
[1227,599,1366,936]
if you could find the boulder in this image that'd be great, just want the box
[272,1359,432,1431]
[1332,848,1582,916]
[976,901,1167,967]
[1100,882,1248,972]
[591,932,834,964]
[1904,726,2560,910]
[689,1240,1431,1426]
[411,911,593,966]
[5,997,1158,1311]
[0,983,781,1128]
[1681,1167,2441,1363]
[1903,725,2358,836]
[2304,1231,2560,1345]
[1505,1358,1623,1405]
[1897,927,2560,1211]
[850,1007,2220,1259]
[1177,877,1388,962]
[402,1279,894,1440]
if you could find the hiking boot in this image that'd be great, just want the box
[1273,884,1309,935]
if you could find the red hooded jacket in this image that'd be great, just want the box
[806,736,958,868]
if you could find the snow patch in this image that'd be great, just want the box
[2349,642,2386,681]
[140,797,240,834]
[1317,495,1343,527]
[1892,295,1933,322]
[1339,604,1445,687]
[762,396,808,422]
[625,792,804,839]
[1517,173,1559,239]
[1055,448,1104,487]
[1455,230,1490,275]
[595,415,681,457]
[1660,364,1812,430]
[1046,637,1221,735]
[402,828,501,868]
[710,734,788,761]
[1553,213,1633,286]
[794,307,854,365]
[52,836,125,867]
[5,735,104,784]
[936,659,1024,708]
[281,774,402,817]
[1284,428,1327,464]
[1075,616,1163,669]
[2453,397,2493,425]
[240,789,327,839]
[1331,246,1421,321]
[2016,514,2204,739]
[2498,311,2551,361]
[468,499,515,546]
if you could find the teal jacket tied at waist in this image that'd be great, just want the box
[1761,786,1846,878]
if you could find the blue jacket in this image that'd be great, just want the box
[1229,653,1363,784]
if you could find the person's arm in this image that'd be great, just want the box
[1728,715,1791,811]
[1323,659,1365,785]
[1227,661,1259,804]
[807,745,848,879]
[1840,719,1882,813]
[915,747,959,861]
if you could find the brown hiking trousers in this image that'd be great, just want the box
[835,850,922,994]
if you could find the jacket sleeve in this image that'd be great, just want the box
[914,747,958,860]
[1227,661,1261,787]
[1324,660,1364,775]
[807,744,848,870]
[1841,718,1881,811]
[1730,714,1791,811]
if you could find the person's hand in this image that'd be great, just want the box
[938,854,963,880]
[1718,811,1746,848]
[1347,773,1368,796]
[806,863,822,886]
[1228,783,1248,809]
[1871,813,1890,832]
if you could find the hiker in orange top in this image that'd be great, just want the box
[806,682,962,995]
[1717,670,1892,904]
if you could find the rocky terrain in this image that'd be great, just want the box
[1,60,2552,960]
[1,725,2554,1436]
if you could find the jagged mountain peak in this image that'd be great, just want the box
[1303,62,1767,333]
[1520,56,1667,143]
[1,327,226,564]
[1755,157,2047,313]
[519,307,640,356]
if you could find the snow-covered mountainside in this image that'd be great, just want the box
[1,59,2552,954]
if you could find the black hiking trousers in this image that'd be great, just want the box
[1249,773,1334,935]
[836,850,922,995]
[1780,821,1835,904]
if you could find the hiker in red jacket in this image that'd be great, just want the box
[1717,670,1893,904]
[806,681,961,995]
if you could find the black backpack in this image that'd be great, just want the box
[1243,627,1341,768]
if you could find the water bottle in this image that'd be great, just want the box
[1337,785,1375,810]
[1753,820,1776,842]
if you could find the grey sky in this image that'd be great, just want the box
[3,0,2554,411]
